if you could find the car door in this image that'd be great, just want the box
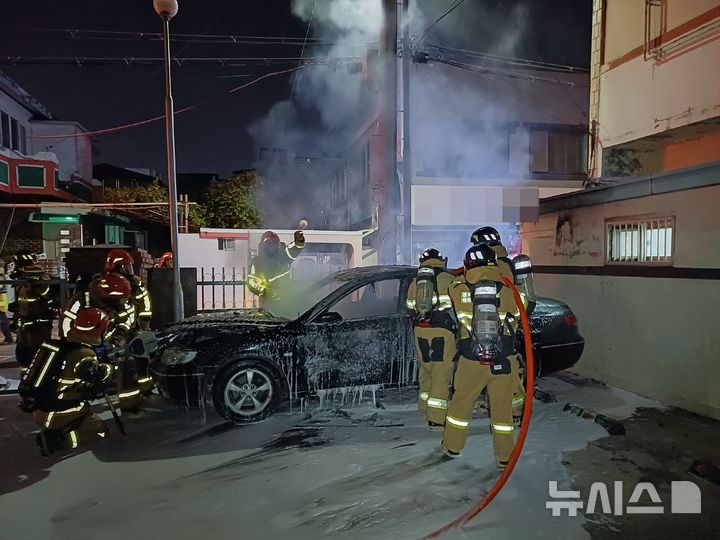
[299,277,407,391]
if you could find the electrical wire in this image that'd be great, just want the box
[28,64,312,139]
[1,56,347,66]
[281,0,317,140]
[413,0,466,47]
[4,27,372,47]
[424,43,590,73]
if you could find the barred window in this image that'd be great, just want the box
[606,217,674,264]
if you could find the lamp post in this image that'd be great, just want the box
[153,0,184,320]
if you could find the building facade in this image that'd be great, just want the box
[522,0,720,420]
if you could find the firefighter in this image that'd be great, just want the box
[406,249,457,430]
[470,226,515,283]
[88,273,142,412]
[103,249,152,329]
[19,307,114,456]
[246,230,305,306]
[155,251,173,268]
[471,226,526,421]
[103,249,153,393]
[10,249,54,370]
[441,244,524,469]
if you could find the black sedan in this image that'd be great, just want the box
[151,266,584,423]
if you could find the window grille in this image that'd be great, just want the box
[606,217,674,264]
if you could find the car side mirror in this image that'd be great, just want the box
[316,311,342,324]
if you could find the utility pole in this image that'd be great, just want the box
[401,0,412,265]
[378,0,399,265]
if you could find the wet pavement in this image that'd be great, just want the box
[0,370,718,539]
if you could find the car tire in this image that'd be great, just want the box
[213,359,280,424]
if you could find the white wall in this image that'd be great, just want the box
[521,184,720,419]
[535,272,720,420]
[593,1,720,169]
[30,121,93,181]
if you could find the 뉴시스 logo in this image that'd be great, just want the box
[546,480,701,516]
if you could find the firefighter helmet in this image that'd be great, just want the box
[419,248,447,266]
[156,252,173,268]
[463,243,497,270]
[259,231,280,255]
[103,248,134,275]
[260,231,280,245]
[68,307,109,345]
[91,273,132,301]
[16,249,36,267]
[470,226,502,247]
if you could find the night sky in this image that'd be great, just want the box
[0,0,591,177]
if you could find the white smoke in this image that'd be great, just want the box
[249,0,584,260]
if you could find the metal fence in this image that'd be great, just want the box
[196,267,258,312]
[196,264,349,313]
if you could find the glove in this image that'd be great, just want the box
[293,230,305,245]
[75,358,103,385]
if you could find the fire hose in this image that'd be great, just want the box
[422,276,535,539]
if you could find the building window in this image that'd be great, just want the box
[530,129,588,175]
[10,118,19,151]
[331,169,347,205]
[606,217,674,264]
[218,238,236,251]
[0,112,9,149]
[18,124,27,154]
[362,141,370,185]
[0,161,8,185]
[17,164,46,188]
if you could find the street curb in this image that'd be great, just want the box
[563,402,626,436]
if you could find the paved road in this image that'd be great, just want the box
[1,375,718,539]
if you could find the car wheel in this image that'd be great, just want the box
[213,360,280,424]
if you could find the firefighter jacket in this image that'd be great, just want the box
[406,260,457,333]
[21,340,114,413]
[11,266,54,326]
[449,265,525,361]
[491,244,516,285]
[61,290,136,344]
[129,276,152,330]
[246,242,304,298]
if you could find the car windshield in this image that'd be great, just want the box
[262,274,348,320]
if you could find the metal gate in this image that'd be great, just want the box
[196,267,258,312]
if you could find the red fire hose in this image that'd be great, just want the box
[422,276,535,538]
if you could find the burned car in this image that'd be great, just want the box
[151,266,584,423]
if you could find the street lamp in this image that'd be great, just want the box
[153,0,184,320]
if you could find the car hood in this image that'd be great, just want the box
[158,309,289,345]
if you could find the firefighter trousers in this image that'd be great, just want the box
[116,357,143,411]
[33,403,108,450]
[442,355,519,465]
[414,326,457,424]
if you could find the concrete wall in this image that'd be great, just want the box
[521,184,720,419]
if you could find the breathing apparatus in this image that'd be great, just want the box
[512,253,537,303]
[414,248,447,323]
[415,266,437,321]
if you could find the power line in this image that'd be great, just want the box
[281,0,317,139]
[413,0,467,46]
[28,64,312,140]
[1,56,356,66]
[424,43,590,73]
[4,27,373,47]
